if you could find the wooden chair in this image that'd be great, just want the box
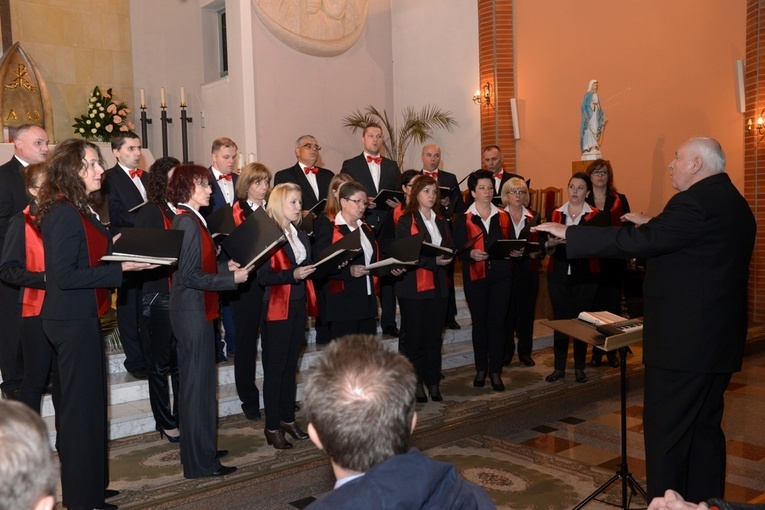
[527,188,541,215]
[539,186,563,222]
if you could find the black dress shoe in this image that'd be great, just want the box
[215,449,229,459]
[104,489,120,499]
[382,325,400,337]
[415,384,428,403]
[502,356,513,367]
[590,357,602,367]
[489,373,505,392]
[607,353,621,368]
[129,369,149,380]
[575,369,588,383]
[280,421,308,440]
[208,465,237,477]
[243,407,262,420]
[445,319,461,330]
[94,503,118,510]
[428,384,443,402]
[473,371,487,388]
[264,428,293,449]
[520,355,536,367]
[546,370,565,382]
[216,353,227,364]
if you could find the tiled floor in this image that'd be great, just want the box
[501,348,765,505]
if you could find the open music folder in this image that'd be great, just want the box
[220,207,287,270]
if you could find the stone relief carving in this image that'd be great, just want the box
[253,0,368,57]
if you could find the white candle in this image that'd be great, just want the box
[248,153,256,163]
[160,87,166,108]
[140,88,146,109]
[180,87,186,107]
[237,152,244,170]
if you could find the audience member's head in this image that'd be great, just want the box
[303,335,416,474]
[0,400,58,510]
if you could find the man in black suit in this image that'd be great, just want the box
[419,143,463,330]
[106,131,150,379]
[203,137,239,362]
[274,135,334,213]
[0,124,48,399]
[533,137,756,502]
[341,123,401,337]
[469,144,525,207]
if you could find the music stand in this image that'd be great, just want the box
[541,319,648,509]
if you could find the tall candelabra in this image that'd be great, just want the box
[180,106,193,163]
[139,107,152,149]
[160,106,173,158]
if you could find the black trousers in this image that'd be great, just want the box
[464,274,511,374]
[19,315,58,415]
[117,274,150,371]
[505,266,539,361]
[0,280,23,392]
[43,318,108,510]
[230,280,264,415]
[399,297,447,385]
[261,299,306,430]
[379,275,398,329]
[547,280,597,371]
[144,293,179,431]
[644,366,731,501]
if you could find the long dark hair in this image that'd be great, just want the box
[36,139,103,226]
[146,157,180,203]
[403,175,440,216]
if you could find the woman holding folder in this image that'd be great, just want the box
[542,172,601,384]
[134,156,182,442]
[257,183,315,449]
[453,169,513,392]
[313,181,379,340]
[229,162,270,420]
[36,139,152,509]
[501,177,544,368]
[167,164,251,478]
[395,176,452,402]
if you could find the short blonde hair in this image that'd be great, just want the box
[266,182,302,229]
[235,162,271,200]
[501,177,530,207]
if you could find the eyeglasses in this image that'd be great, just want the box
[591,170,608,177]
[300,143,321,151]
[344,198,367,208]
[505,190,527,196]
[195,181,211,189]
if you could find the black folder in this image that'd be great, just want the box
[364,232,423,276]
[101,227,184,265]
[370,189,405,211]
[307,199,327,214]
[311,228,363,280]
[453,234,482,257]
[206,203,236,238]
[488,239,528,259]
[420,241,454,258]
[220,207,287,270]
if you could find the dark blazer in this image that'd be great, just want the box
[201,169,238,218]
[423,169,465,219]
[105,164,148,234]
[543,207,600,284]
[313,213,378,321]
[135,202,176,295]
[0,209,46,291]
[566,173,755,374]
[506,207,544,271]
[274,163,334,212]
[256,228,311,303]
[394,212,451,299]
[341,153,400,232]
[452,210,513,285]
[585,191,631,277]
[464,169,525,207]
[40,201,123,320]
[0,156,28,250]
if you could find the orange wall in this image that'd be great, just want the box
[514,0,746,215]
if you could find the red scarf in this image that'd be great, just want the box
[178,209,219,320]
[232,201,247,226]
[548,208,600,274]
[409,214,435,292]
[75,205,111,317]
[21,206,45,317]
[609,193,625,226]
[329,223,379,295]
[392,203,405,229]
[465,209,510,281]
[266,235,319,321]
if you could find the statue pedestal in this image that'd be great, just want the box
[572,160,591,175]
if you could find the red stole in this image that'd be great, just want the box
[608,193,624,226]
[178,209,219,320]
[392,203,405,229]
[232,201,247,227]
[266,234,319,321]
[409,214,435,292]
[548,209,600,273]
[77,206,111,317]
[465,210,510,281]
[21,206,45,317]
[329,223,379,296]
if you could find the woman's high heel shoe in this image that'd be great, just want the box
[575,369,588,383]
[546,370,565,382]
[415,384,428,403]
[473,371,487,388]
[159,429,181,443]
[264,428,293,449]
[280,420,308,440]
[428,384,443,402]
[489,373,505,392]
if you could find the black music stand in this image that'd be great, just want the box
[541,319,648,509]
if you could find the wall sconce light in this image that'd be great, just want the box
[748,109,765,141]
[472,82,491,106]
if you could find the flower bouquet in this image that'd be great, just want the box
[72,86,135,142]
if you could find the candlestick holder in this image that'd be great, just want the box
[180,106,193,163]
[160,106,173,158]
[139,107,152,149]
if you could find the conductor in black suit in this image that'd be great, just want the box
[0,124,48,400]
[274,135,334,213]
[533,137,756,502]
[341,123,401,337]
[105,131,151,379]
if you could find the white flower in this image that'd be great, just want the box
[79,128,85,133]
[99,113,105,119]
[90,97,97,103]
[91,128,97,134]
[86,119,91,125]
[95,122,101,128]
[99,106,104,111]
